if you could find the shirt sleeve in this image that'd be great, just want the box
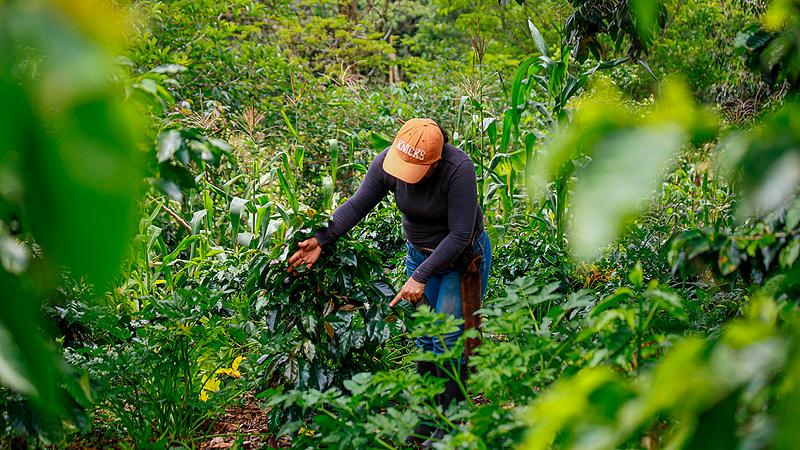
[411,160,478,283]
[313,151,389,246]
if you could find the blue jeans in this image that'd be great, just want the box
[405,231,492,356]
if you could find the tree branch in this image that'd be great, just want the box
[162,204,192,233]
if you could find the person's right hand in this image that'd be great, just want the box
[287,237,322,273]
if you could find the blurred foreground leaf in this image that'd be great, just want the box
[0,0,143,418]
[528,79,718,259]
[522,297,795,450]
[721,101,800,218]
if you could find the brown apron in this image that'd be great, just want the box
[459,248,483,359]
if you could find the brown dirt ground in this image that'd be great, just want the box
[56,395,290,449]
[198,395,289,449]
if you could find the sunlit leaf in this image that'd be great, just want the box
[156,129,181,163]
[527,19,549,58]
[570,125,684,259]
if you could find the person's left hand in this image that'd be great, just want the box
[390,277,426,307]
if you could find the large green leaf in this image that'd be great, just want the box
[569,125,684,258]
[25,97,142,286]
[370,131,392,150]
[530,80,716,259]
[721,102,800,217]
[0,1,143,416]
[527,19,550,58]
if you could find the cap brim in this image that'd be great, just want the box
[383,147,431,184]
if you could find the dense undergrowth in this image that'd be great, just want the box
[2,0,800,449]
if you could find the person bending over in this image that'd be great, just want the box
[287,118,492,443]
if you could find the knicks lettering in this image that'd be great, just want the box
[397,139,426,160]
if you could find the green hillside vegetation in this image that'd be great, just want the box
[2,0,800,448]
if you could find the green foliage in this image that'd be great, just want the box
[275,14,394,77]
[528,79,718,259]
[488,222,573,293]
[273,259,701,449]
[268,306,476,448]
[522,296,800,450]
[669,196,800,292]
[4,0,800,448]
[0,371,94,444]
[269,370,438,449]
[564,0,668,62]
[736,0,800,92]
[62,288,248,447]
[501,20,629,138]
[154,126,232,202]
[253,211,402,394]
[722,101,800,217]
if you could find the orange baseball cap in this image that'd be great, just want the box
[383,118,444,184]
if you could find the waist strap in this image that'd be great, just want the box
[413,225,484,256]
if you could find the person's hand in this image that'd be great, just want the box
[390,277,426,307]
[287,237,322,273]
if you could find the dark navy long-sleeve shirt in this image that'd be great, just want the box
[313,144,484,283]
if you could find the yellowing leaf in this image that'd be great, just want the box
[232,356,244,371]
[51,0,130,49]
